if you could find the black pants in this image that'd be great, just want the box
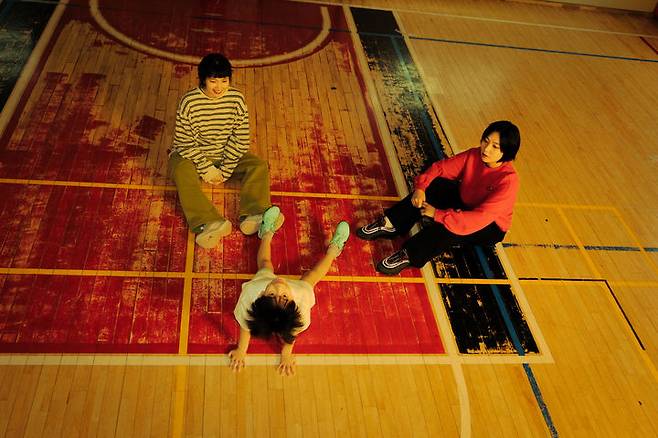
[385,178,505,267]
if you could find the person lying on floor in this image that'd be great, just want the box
[228,206,350,376]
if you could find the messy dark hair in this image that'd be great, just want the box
[198,53,232,87]
[246,295,304,344]
[480,120,521,162]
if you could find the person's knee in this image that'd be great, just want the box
[244,157,269,183]
[170,159,198,183]
[253,157,269,176]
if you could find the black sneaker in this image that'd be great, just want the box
[356,216,397,240]
[376,249,411,275]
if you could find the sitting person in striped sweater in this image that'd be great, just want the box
[169,53,280,248]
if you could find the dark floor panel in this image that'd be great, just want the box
[440,283,538,354]
[433,245,506,279]
[0,1,55,111]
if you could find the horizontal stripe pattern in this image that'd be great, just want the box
[171,87,250,178]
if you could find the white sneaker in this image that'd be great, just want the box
[239,211,285,236]
[239,214,262,235]
[195,220,232,249]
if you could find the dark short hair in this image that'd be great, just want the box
[246,296,303,344]
[198,53,232,87]
[480,120,521,162]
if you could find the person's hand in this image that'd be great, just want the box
[228,349,247,372]
[277,353,296,376]
[420,202,436,219]
[201,166,224,185]
[411,189,426,208]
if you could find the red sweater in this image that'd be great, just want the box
[414,147,519,235]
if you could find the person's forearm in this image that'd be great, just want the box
[237,328,251,352]
[257,233,274,270]
[281,342,294,357]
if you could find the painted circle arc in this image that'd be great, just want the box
[90,0,330,66]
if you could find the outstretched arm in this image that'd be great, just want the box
[300,248,339,287]
[278,342,296,376]
[301,222,348,287]
[257,232,274,271]
[228,328,251,372]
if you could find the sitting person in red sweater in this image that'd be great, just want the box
[357,120,521,275]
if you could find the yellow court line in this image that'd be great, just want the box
[171,365,188,438]
[611,207,658,277]
[0,267,186,278]
[597,282,658,386]
[0,178,398,201]
[556,207,603,278]
[6,177,634,207]
[0,178,173,191]
[178,232,196,355]
[271,190,398,201]
[515,201,616,211]
[0,266,512,286]
[519,279,658,288]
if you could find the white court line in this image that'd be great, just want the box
[89,0,331,67]
[0,352,553,366]
[342,6,474,437]
[391,11,473,438]
[0,0,69,139]
[296,0,658,38]
[496,243,554,362]
[393,8,554,363]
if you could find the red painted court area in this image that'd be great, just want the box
[96,0,333,61]
[190,280,441,354]
[0,0,445,355]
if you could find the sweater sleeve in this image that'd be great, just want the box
[414,150,470,191]
[218,100,250,180]
[433,174,518,235]
[173,105,215,174]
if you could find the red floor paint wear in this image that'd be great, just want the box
[0,0,445,355]
[0,275,183,353]
[0,185,187,272]
[188,280,442,355]
[95,0,340,62]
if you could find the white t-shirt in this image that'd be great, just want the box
[233,268,316,334]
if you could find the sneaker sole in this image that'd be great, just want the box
[258,207,285,238]
[239,215,261,235]
[356,227,397,241]
[328,221,350,252]
[375,259,410,275]
[195,220,232,249]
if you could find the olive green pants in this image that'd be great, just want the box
[168,152,271,230]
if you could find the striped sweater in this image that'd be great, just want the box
[171,87,250,180]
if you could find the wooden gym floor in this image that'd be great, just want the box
[0,0,657,436]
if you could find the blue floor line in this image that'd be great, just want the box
[503,242,658,252]
[355,9,559,436]
[357,30,658,64]
[409,35,658,64]
[475,246,558,437]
